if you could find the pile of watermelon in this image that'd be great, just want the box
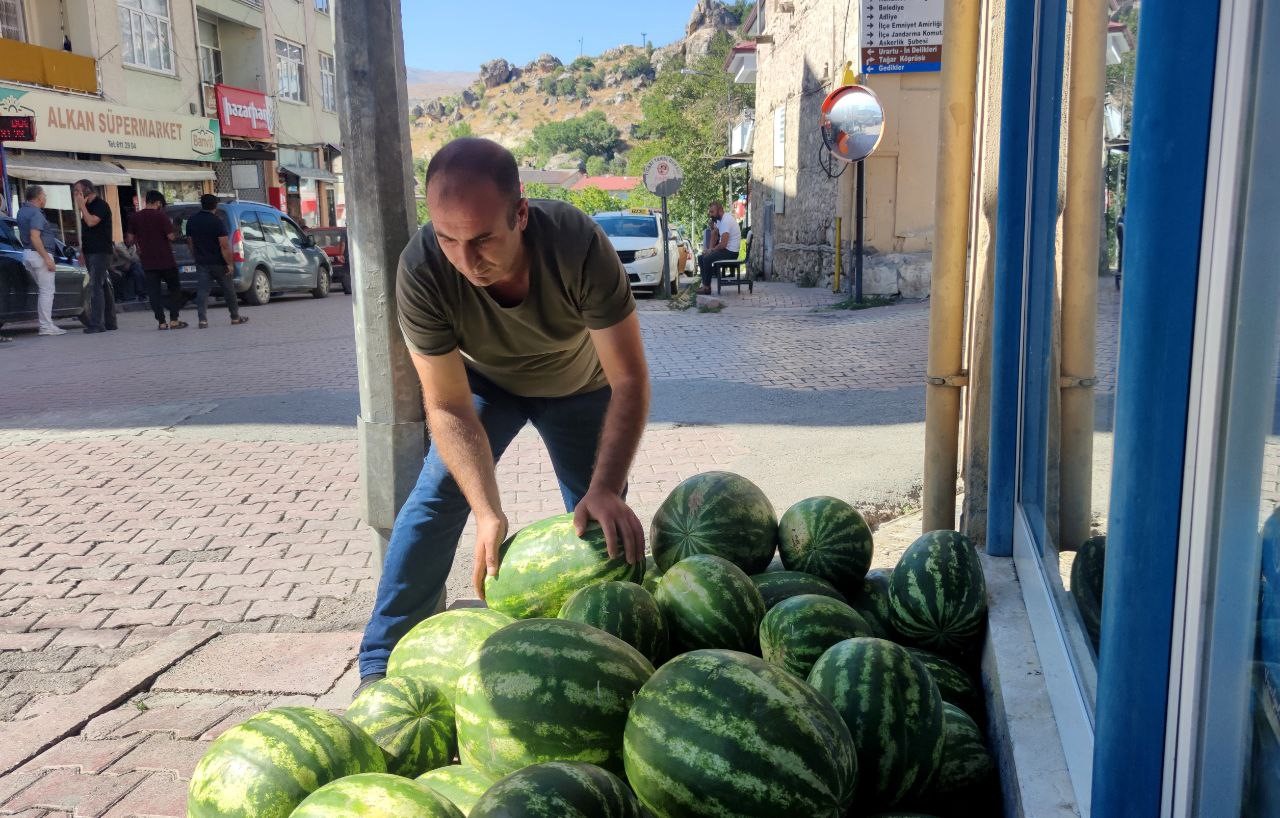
[188,471,997,817]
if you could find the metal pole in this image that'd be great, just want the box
[659,195,671,296]
[1059,0,1108,551]
[923,0,983,534]
[854,160,865,303]
[336,0,425,569]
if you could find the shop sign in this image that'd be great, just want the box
[0,84,220,161]
[215,84,274,141]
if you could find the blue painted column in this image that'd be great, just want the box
[1091,0,1220,812]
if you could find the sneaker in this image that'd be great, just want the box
[38,327,67,336]
[83,327,105,334]
[353,672,385,701]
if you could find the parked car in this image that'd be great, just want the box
[0,216,87,330]
[593,209,683,295]
[166,201,332,306]
[306,226,351,294]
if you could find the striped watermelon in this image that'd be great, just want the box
[847,568,895,638]
[778,497,874,588]
[559,580,668,664]
[345,675,455,777]
[932,702,994,796]
[759,594,878,678]
[807,637,945,807]
[654,554,766,654]
[291,773,463,817]
[889,531,988,656]
[455,618,654,778]
[387,608,514,705]
[751,570,848,610]
[1070,535,1106,650]
[470,761,643,818]
[417,765,496,816]
[624,649,856,817]
[650,472,778,574]
[907,648,983,718]
[641,556,663,595]
[485,514,644,619]
[187,706,386,818]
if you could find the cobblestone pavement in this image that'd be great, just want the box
[0,281,933,814]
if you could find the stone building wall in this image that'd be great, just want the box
[747,0,940,297]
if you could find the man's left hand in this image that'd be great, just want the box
[574,488,644,566]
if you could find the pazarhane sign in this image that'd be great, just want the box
[216,84,274,141]
[0,83,219,161]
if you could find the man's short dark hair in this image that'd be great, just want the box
[145,190,167,206]
[426,138,521,226]
[200,194,219,211]
[23,185,43,202]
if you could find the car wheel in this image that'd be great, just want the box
[244,268,271,306]
[312,266,331,299]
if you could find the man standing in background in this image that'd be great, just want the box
[185,194,249,329]
[127,191,187,331]
[74,179,116,334]
[16,186,67,337]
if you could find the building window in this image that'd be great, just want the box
[197,17,222,85]
[0,0,25,42]
[319,53,336,112]
[119,0,174,74]
[275,38,305,102]
[315,0,330,12]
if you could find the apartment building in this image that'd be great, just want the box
[0,0,342,243]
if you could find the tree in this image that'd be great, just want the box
[622,54,654,80]
[529,111,622,160]
[447,121,474,140]
[570,56,595,71]
[585,155,608,176]
[523,182,570,202]
[568,186,624,215]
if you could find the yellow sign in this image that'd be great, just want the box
[0,84,220,162]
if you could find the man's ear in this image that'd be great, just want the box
[515,198,530,231]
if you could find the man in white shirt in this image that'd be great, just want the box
[697,201,742,294]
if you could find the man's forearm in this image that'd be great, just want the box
[427,407,504,519]
[30,233,52,264]
[589,379,650,496]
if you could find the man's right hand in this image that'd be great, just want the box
[472,512,509,599]
[43,255,55,272]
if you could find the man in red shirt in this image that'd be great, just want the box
[126,191,187,330]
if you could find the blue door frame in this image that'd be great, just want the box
[986,0,1221,813]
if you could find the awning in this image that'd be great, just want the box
[220,147,277,161]
[110,159,216,182]
[279,164,339,182]
[3,154,131,186]
[714,152,753,170]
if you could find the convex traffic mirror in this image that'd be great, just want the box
[820,84,885,163]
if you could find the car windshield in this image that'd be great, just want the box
[0,220,21,251]
[593,216,658,239]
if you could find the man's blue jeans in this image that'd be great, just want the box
[358,369,612,678]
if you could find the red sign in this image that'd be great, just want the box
[215,84,273,140]
[0,115,36,141]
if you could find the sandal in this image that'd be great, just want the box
[230,316,249,325]
[158,322,169,330]
[198,320,209,329]
[169,320,189,329]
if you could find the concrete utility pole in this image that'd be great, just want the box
[335,0,425,571]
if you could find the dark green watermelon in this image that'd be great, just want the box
[750,570,848,610]
[759,594,877,678]
[907,648,983,719]
[641,556,663,596]
[807,637,945,807]
[559,580,668,664]
[932,702,995,796]
[889,531,988,657]
[345,675,455,778]
[1070,535,1106,651]
[625,649,856,817]
[847,567,896,637]
[470,761,643,818]
[777,496,874,588]
[650,472,778,574]
[654,554,766,654]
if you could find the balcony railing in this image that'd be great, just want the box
[0,39,97,95]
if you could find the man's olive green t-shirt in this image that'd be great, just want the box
[397,199,636,397]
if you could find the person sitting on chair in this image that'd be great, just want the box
[697,201,741,295]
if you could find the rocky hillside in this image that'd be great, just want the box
[408,0,748,165]
[404,69,478,106]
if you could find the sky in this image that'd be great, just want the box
[400,0,701,72]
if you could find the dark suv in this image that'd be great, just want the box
[167,201,332,306]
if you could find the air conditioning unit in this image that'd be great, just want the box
[201,83,218,117]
